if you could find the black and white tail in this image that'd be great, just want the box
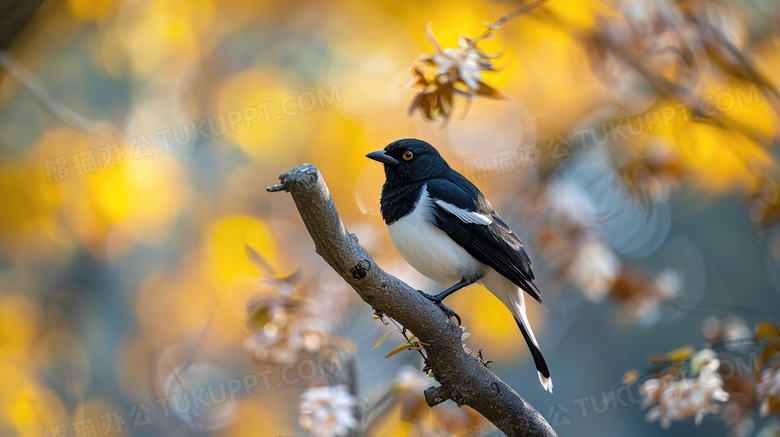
[483,270,553,392]
[508,288,553,393]
[514,316,552,392]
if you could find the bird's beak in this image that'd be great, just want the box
[366,150,401,166]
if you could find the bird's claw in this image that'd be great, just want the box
[417,290,462,326]
[437,302,462,326]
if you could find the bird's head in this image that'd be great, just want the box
[366,139,450,185]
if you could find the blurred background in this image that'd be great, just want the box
[1,0,780,436]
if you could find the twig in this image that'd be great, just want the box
[267,164,556,437]
[0,50,112,132]
[491,0,552,30]
[385,315,429,365]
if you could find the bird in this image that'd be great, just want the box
[366,138,552,393]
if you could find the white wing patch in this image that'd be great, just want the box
[434,199,493,225]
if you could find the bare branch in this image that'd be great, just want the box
[0,0,44,50]
[267,164,557,437]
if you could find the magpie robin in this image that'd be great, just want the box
[366,138,552,392]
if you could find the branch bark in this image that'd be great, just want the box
[267,164,557,437]
[0,0,45,50]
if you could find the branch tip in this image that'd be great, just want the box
[424,385,451,407]
[266,183,288,193]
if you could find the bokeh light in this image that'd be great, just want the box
[1,1,779,436]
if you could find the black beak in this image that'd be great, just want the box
[366,150,401,166]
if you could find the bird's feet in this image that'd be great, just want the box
[417,290,462,326]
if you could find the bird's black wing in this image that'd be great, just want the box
[425,176,545,308]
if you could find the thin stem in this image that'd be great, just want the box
[359,390,395,434]
[492,0,552,29]
[387,316,429,364]
[472,0,552,42]
[709,337,758,351]
[0,50,112,132]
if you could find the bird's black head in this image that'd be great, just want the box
[366,139,450,186]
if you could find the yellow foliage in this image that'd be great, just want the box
[207,216,282,290]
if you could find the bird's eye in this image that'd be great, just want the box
[403,151,413,160]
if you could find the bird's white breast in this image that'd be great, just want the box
[387,185,482,286]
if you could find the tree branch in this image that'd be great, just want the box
[0,0,44,50]
[267,164,557,437]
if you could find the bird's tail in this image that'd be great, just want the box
[509,292,553,393]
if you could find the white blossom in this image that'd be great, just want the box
[545,181,598,226]
[655,269,681,299]
[298,385,358,437]
[432,48,490,91]
[570,240,621,301]
[641,352,729,429]
[245,319,330,365]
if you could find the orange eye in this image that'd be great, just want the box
[403,151,413,160]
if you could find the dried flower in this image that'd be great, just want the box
[544,181,599,228]
[244,291,347,366]
[298,385,358,437]
[243,245,351,366]
[569,240,621,302]
[690,349,717,376]
[611,268,680,325]
[721,374,758,437]
[758,369,780,417]
[408,25,504,122]
[617,141,685,205]
[641,350,729,428]
[245,318,333,365]
[534,181,680,324]
[429,39,498,92]
[702,315,751,351]
[406,1,553,123]
[633,321,780,434]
